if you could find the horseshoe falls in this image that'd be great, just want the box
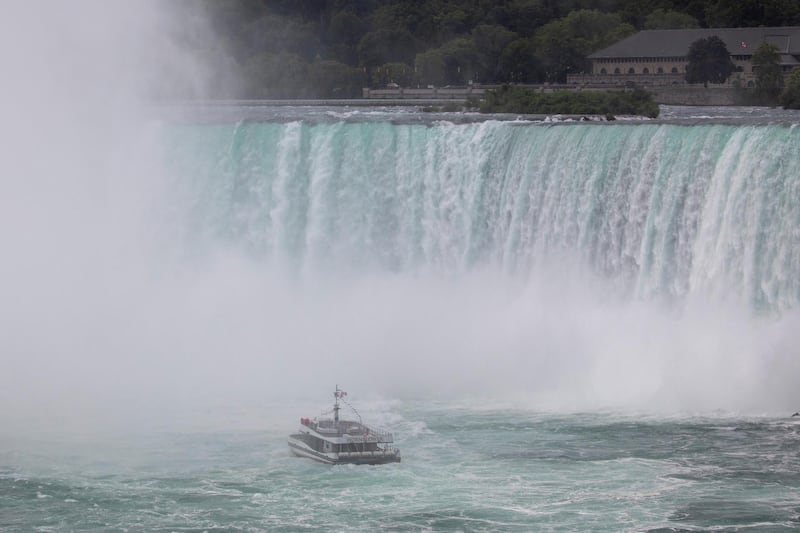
[147,116,800,413]
[164,119,800,313]
[4,108,800,533]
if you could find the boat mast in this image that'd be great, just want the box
[334,385,341,423]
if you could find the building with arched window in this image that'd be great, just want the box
[568,27,800,87]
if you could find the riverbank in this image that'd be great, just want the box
[168,84,738,109]
[363,84,741,106]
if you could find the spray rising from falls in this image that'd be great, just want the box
[164,120,800,314]
[132,118,800,415]
[0,3,796,430]
[4,109,800,424]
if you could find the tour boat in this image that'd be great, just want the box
[288,386,401,465]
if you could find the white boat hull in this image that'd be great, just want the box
[288,436,400,465]
[288,438,338,464]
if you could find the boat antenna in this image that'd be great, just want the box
[333,385,362,425]
[334,385,344,423]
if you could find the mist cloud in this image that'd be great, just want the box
[1,2,797,438]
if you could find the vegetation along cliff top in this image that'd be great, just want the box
[179,0,800,111]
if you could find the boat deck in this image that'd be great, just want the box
[309,419,394,442]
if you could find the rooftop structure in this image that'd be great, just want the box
[570,26,800,87]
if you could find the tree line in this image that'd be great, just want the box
[683,36,800,107]
[188,0,800,101]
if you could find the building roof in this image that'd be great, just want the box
[589,26,800,59]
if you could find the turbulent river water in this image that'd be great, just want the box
[2,105,800,532]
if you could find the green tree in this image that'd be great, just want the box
[550,0,618,18]
[357,29,418,68]
[414,34,482,86]
[242,14,320,61]
[308,59,366,97]
[479,85,659,118]
[751,42,783,102]
[533,10,634,82]
[616,0,663,27]
[439,38,480,85]
[415,48,445,86]
[780,67,800,109]
[496,38,543,82]
[705,0,800,28]
[471,24,518,82]
[243,52,309,98]
[369,1,481,47]
[328,11,367,46]
[370,62,414,87]
[370,3,418,32]
[329,0,375,17]
[487,0,554,37]
[685,36,735,87]
[644,9,700,29]
[326,10,367,64]
[435,8,474,42]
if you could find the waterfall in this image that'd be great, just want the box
[3,113,800,420]
[163,120,800,314]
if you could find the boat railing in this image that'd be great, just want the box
[310,419,393,442]
[338,447,400,458]
[339,422,394,443]
[356,422,393,441]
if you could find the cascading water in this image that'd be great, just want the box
[133,116,800,414]
[163,119,800,314]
